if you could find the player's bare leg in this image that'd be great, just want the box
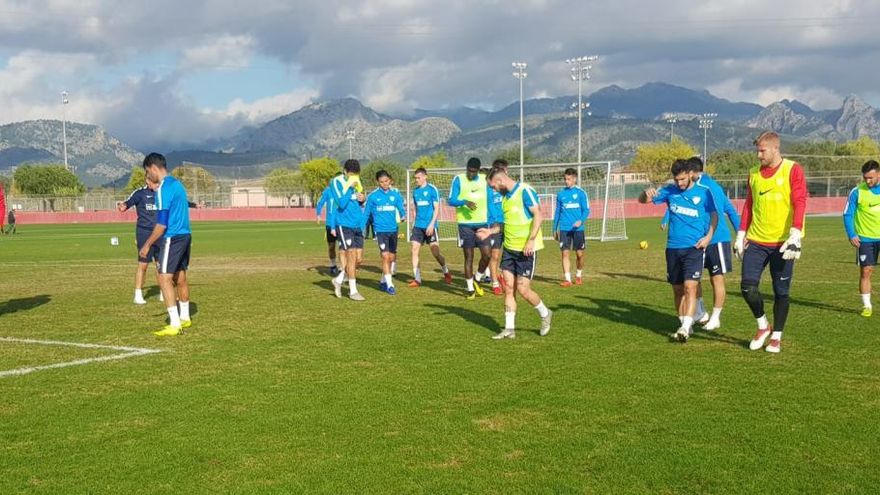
[429,242,452,283]
[134,261,149,304]
[172,270,192,327]
[703,274,726,329]
[493,270,518,339]
[575,249,585,285]
[560,249,572,287]
[516,276,552,336]
[860,265,873,316]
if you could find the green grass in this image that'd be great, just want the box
[1,218,878,494]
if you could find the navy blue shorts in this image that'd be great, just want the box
[158,234,191,275]
[376,232,398,254]
[704,241,733,275]
[488,223,504,250]
[501,248,537,279]
[136,228,160,263]
[666,247,704,285]
[410,226,438,245]
[741,242,794,296]
[457,224,489,249]
[857,241,880,267]
[325,226,335,243]
[336,226,364,251]
[558,230,586,251]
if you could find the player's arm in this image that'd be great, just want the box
[139,205,168,259]
[428,199,440,235]
[780,164,808,260]
[735,182,753,258]
[552,193,561,236]
[446,176,465,207]
[524,188,543,256]
[696,192,718,250]
[117,189,139,212]
[315,189,328,221]
[395,191,406,222]
[580,189,590,222]
[360,194,373,232]
[843,187,860,247]
[660,208,669,231]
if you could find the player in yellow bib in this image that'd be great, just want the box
[477,167,552,339]
[734,131,807,354]
[843,160,880,317]
[447,157,493,299]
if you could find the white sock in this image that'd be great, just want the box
[384,273,394,288]
[576,269,583,278]
[862,293,872,308]
[710,307,722,321]
[334,272,345,284]
[697,298,705,314]
[442,265,449,274]
[179,301,190,321]
[466,278,474,291]
[678,315,684,324]
[348,279,358,294]
[757,315,769,330]
[770,331,782,341]
[167,306,181,328]
[492,280,500,288]
[159,292,164,302]
[134,289,144,300]
[414,267,421,282]
[534,301,550,318]
[564,272,572,282]
[681,316,694,331]
[505,312,516,330]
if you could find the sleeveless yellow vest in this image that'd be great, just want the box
[454,173,488,224]
[747,159,804,243]
[855,183,880,238]
[503,183,544,252]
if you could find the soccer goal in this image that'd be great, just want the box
[404,161,627,243]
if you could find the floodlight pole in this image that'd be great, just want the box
[345,129,355,159]
[61,91,70,172]
[699,113,717,163]
[667,116,677,142]
[512,62,528,181]
[566,55,598,164]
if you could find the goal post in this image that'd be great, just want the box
[404,161,627,243]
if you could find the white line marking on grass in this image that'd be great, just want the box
[0,337,161,378]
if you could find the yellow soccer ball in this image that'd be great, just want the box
[639,240,649,250]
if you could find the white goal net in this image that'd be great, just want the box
[405,161,627,243]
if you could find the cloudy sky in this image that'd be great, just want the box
[1,0,878,149]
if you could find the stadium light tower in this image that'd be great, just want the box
[699,113,717,163]
[61,91,70,172]
[346,129,355,159]
[566,55,598,164]
[512,61,528,178]
[666,115,678,142]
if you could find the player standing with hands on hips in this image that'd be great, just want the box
[735,131,807,354]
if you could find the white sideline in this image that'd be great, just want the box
[0,337,161,378]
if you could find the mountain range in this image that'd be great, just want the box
[3,82,880,185]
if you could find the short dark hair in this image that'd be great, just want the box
[564,167,577,176]
[671,159,690,177]
[466,157,481,170]
[491,159,509,169]
[343,159,360,174]
[414,167,428,176]
[142,152,167,169]
[863,160,880,175]
[686,156,704,172]
[375,169,390,181]
[487,166,507,181]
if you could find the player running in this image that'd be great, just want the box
[688,157,741,330]
[447,157,492,299]
[477,167,552,340]
[138,153,194,336]
[843,160,880,317]
[330,159,367,301]
[408,167,452,287]
[639,159,718,342]
[362,170,406,295]
[315,180,341,276]
[553,167,590,287]
[736,131,807,354]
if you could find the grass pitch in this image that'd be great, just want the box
[0,218,878,494]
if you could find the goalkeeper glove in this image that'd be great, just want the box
[734,231,746,259]
[780,228,802,260]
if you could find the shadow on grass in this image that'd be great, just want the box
[557,295,676,339]
[0,294,51,316]
[790,297,852,315]
[424,303,498,335]
[599,272,667,283]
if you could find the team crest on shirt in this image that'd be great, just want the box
[390,197,396,202]
[692,196,701,205]
[572,194,577,200]
[424,191,429,197]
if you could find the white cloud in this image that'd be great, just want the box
[221,88,319,123]
[179,34,257,72]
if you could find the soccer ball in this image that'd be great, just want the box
[639,240,649,250]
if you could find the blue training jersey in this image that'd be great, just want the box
[124,186,158,231]
[413,183,441,230]
[488,188,504,224]
[156,175,191,238]
[331,175,365,229]
[697,174,740,244]
[652,183,717,249]
[316,185,337,229]
[843,184,880,242]
[363,187,405,234]
[553,186,590,232]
